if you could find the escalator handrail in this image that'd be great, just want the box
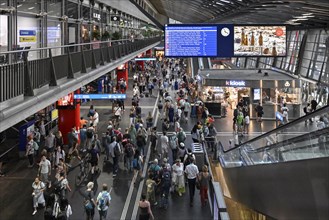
[222,105,329,153]
[248,126,329,154]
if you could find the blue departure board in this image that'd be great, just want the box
[164,24,286,57]
[165,26,217,57]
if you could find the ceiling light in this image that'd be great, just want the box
[28,7,35,10]
[17,4,22,8]
[220,0,231,4]
[1,3,6,5]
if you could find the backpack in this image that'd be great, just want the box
[98,192,109,211]
[125,143,134,158]
[114,143,121,157]
[86,129,94,139]
[53,179,64,194]
[237,113,244,125]
[169,136,177,150]
[162,171,171,188]
[184,153,194,166]
[149,164,160,180]
[177,131,186,142]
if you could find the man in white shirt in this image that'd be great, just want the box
[160,131,169,159]
[184,158,199,207]
[39,155,51,187]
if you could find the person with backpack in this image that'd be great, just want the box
[110,137,121,177]
[124,140,135,172]
[148,159,161,182]
[96,184,111,220]
[159,165,171,209]
[84,182,96,220]
[183,149,196,169]
[146,174,157,206]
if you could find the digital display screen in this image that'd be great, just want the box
[234,26,286,56]
[164,24,286,57]
[74,94,127,100]
[254,89,261,100]
[57,93,74,107]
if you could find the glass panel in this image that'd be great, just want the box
[220,106,329,167]
[82,5,90,21]
[66,0,78,19]
[47,20,62,56]
[17,0,41,14]
[47,0,62,17]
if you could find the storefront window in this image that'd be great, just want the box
[82,5,90,21]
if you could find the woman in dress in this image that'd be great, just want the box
[138,194,154,220]
[171,159,185,196]
[32,177,46,215]
[198,165,212,207]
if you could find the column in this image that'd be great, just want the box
[58,91,80,144]
[116,62,129,93]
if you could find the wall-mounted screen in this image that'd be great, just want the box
[164,24,234,57]
[234,26,286,56]
[254,89,261,100]
[164,24,286,57]
[57,93,75,108]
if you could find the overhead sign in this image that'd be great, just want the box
[74,94,127,100]
[225,80,246,87]
[20,30,36,36]
[111,16,119,21]
[19,36,37,42]
[51,109,59,121]
[284,81,291,87]
[134,58,156,61]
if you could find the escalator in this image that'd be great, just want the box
[218,105,329,220]
[191,58,199,76]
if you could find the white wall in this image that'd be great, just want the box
[0,15,8,52]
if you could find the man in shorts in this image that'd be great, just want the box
[38,155,51,187]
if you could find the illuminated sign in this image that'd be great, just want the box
[284,81,290,87]
[74,94,127,100]
[19,36,37,42]
[93,13,100,19]
[19,30,36,36]
[134,58,156,61]
[225,80,246,87]
[51,109,59,121]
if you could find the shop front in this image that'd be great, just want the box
[199,69,302,120]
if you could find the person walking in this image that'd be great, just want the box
[171,159,185,196]
[185,158,199,207]
[38,155,51,188]
[138,194,154,220]
[84,182,96,220]
[281,103,289,124]
[198,165,211,207]
[96,184,112,220]
[32,177,46,215]
[255,102,264,122]
[26,135,35,168]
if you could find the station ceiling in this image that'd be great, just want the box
[149,0,329,28]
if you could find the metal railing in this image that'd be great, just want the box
[0,37,161,102]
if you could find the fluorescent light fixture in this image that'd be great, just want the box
[220,0,231,4]
[28,7,35,10]
[17,4,22,8]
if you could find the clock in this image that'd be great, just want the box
[221,27,230,37]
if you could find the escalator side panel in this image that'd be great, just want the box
[222,157,329,220]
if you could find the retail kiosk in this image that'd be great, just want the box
[199,69,301,120]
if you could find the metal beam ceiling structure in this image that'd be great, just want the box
[148,0,329,28]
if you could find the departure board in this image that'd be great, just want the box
[164,24,286,57]
[165,26,217,57]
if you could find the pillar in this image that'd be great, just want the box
[58,90,80,144]
[116,62,129,93]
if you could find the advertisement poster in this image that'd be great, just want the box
[57,93,74,107]
[19,120,35,152]
[234,26,286,56]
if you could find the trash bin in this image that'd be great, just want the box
[191,143,205,171]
